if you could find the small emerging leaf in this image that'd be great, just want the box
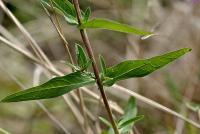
[75,43,91,70]
[1,72,95,102]
[104,48,191,86]
[75,44,88,68]
[79,18,152,36]
[41,0,78,25]
[83,7,91,22]
[99,55,107,76]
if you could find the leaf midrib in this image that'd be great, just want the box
[4,78,95,99]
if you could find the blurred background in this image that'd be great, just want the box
[0,0,200,134]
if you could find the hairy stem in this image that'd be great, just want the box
[72,0,119,133]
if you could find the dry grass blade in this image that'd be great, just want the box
[0,0,53,68]
[0,25,22,46]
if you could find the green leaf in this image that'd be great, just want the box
[103,48,191,86]
[117,97,143,133]
[83,7,91,22]
[0,128,10,134]
[118,115,144,132]
[1,72,95,102]
[79,18,152,36]
[99,116,112,127]
[40,0,78,25]
[75,43,90,70]
[117,97,138,133]
[99,55,107,76]
[118,97,137,125]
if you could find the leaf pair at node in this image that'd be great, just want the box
[41,0,91,25]
[41,0,151,36]
[100,97,143,134]
[0,46,191,102]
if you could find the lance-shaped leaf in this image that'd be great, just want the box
[118,97,137,126]
[41,0,78,25]
[99,55,106,76]
[75,43,89,69]
[83,7,91,23]
[79,18,152,36]
[103,48,191,86]
[118,97,140,133]
[1,72,95,102]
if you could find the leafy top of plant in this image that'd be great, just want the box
[41,0,152,36]
[41,0,88,25]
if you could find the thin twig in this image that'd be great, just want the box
[0,0,53,68]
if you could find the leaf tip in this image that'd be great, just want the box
[186,48,192,52]
[0,93,20,103]
[0,97,9,103]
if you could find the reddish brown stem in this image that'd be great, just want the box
[72,0,119,134]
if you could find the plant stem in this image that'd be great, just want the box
[72,0,119,134]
